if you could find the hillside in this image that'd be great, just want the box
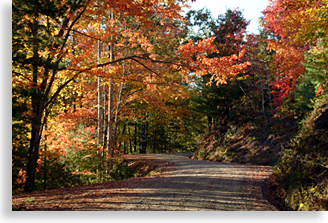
[191,122,296,166]
[272,97,328,211]
[12,0,328,212]
[191,97,328,210]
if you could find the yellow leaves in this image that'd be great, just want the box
[277,0,328,44]
[82,154,93,159]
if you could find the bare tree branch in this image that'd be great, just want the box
[73,29,106,43]
[44,71,81,108]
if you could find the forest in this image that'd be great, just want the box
[12,0,328,211]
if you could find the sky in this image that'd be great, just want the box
[187,0,269,34]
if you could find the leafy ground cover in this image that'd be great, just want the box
[270,97,328,211]
[110,155,172,181]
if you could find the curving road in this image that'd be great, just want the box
[12,153,277,211]
[108,153,277,211]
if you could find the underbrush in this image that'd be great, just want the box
[109,158,164,181]
[13,157,164,195]
[192,97,328,211]
[191,122,295,166]
[272,97,328,211]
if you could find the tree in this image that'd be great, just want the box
[291,39,328,115]
[262,0,328,116]
[179,8,251,131]
[178,8,250,86]
[12,0,191,192]
[12,0,91,192]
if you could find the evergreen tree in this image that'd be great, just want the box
[291,38,328,116]
[185,8,249,131]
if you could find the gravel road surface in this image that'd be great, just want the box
[12,153,277,211]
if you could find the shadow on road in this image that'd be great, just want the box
[12,153,276,211]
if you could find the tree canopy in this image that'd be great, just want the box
[12,1,328,211]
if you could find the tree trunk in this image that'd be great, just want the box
[153,129,157,153]
[140,113,149,154]
[97,40,104,144]
[98,77,103,143]
[134,124,137,153]
[107,43,115,170]
[144,119,148,153]
[25,79,45,192]
[43,109,48,190]
[103,84,107,146]
[128,125,132,154]
[25,107,43,192]
[234,77,257,113]
[265,62,273,117]
[107,82,114,170]
[122,124,126,153]
[22,7,86,191]
[253,49,267,125]
[258,71,268,125]
[208,116,212,133]
[25,19,43,192]
[106,11,116,172]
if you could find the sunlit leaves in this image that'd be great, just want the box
[177,37,250,85]
[262,0,328,115]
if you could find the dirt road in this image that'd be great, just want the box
[12,153,277,211]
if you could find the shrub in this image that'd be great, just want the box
[109,161,134,181]
[272,96,328,210]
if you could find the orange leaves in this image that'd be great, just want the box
[179,37,219,55]
[177,37,250,85]
[178,6,250,85]
[67,0,187,84]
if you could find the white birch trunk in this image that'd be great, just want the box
[97,40,103,145]
[107,11,115,170]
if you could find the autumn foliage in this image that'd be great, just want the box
[177,37,251,85]
[12,0,328,211]
[262,0,328,115]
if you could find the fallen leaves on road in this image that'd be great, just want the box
[12,154,278,211]
[240,164,278,210]
[12,156,173,211]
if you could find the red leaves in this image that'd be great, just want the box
[261,0,323,113]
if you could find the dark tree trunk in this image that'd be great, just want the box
[208,116,212,133]
[25,18,43,192]
[140,115,148,154]
[25,98,43,192]
[134,124,137,153]
[128,125,132,154]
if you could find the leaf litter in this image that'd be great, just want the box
[13,153,277,211]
